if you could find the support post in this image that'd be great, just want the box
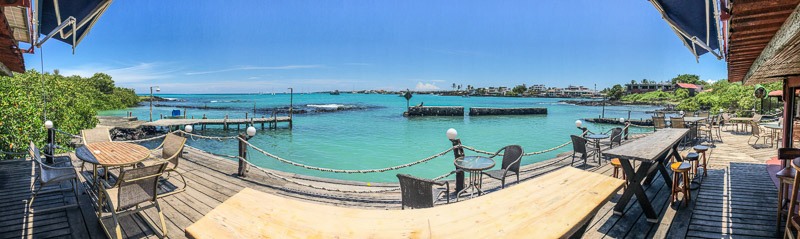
[45,128,55,164]
[289,87,293,129]
[238,134,248,177]
[450,138,465,193]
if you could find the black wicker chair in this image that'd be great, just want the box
[396,174,450,209]
[602,128,623,149]
[570,135,591,166]
[481,145,523,189]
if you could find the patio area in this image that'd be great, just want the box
[0,127,785,238]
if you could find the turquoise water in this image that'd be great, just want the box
[100,93,657,183]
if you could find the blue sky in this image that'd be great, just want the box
[25,0,728,94]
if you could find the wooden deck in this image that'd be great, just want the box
[0,128,784,238]
[143,116,291,129]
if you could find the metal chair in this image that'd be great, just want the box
[26,142,79,214]
[670,117,686,128]
[602,128,623,149]
[481,145,523,189]
[396,174,449,209]
[99,162,169,239]
[748,122,774,146]
[138,133,188,197]
[81,127,112,144]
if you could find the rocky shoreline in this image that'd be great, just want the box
[559,100,670,107]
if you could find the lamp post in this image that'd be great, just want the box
[238,126,257,177]
[44,120,54,164]
[447,128,466,193]
[620,118,629,140]
[288,88,293,129]
[149,86,160,122]
[575,120,588,134]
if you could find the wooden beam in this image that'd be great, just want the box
[743,3,800,85]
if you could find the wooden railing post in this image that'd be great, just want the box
[450,138,465,193]
[45,128,55,164]
[238,134,248,177]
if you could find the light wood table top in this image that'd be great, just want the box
[185,167,624,239]
[730,117,753,121]
[603,128,689,162]
[76,142,150,166]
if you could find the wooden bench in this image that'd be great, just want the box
[185,167,624,238]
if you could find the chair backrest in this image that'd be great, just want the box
[500,145,523,173]
[81,127,112,144]
[162,133,187,166]
[751,122,761,136]
[396,174,435,209]
[570,135,587,155]
[779,148,800,160]
[610,128,623,144]
[27,142,45,171]
[652,116,666,129]
[653,112,665,117]
[670,117,685,128]
[752,114,763,122]
[114,163,167,210]
[722,113,731,121]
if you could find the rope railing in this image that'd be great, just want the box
[461,140,573,157]
[53,129,82,139]
[185,145,239,159]
[115,134,168,143]
[241,139,454,174]
[177,130,239,141]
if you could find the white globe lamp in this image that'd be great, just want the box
[184,125,193,133]
[619,118,625,123]
[575,120,582,128]
[44,120,53,129]
[446,128,458,140]
[246,126,257,137]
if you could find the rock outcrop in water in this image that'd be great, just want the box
[469,107,547,116]
[404,106,464,116]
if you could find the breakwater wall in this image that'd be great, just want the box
[404,106,464,116]
[469,107,547,116]
[584,118,653,126]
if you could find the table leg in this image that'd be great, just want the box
[615,159,658,222]
[644,148,675,186]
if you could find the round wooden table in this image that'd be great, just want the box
[76,142,150,187]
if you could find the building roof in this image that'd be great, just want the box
[675,83,700,89]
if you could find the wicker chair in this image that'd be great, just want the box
[670,117,686,128]
[481,145,523,189]
[602,128,623,149]
[138,133,188,198]
[81,127,112,144]
[570,135,592,166]
[396,174,450,209]
[697,111,710,118]
[747,122,774,146]
[26,142,79,214]
[652,116,667,129]
[99,162,168,239]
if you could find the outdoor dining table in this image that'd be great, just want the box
[683,117,707,142]
[75,142,150,190]
[586,134,609,162]
[602,128,690,223]
[730,117,753,132]
[761,122,782,148]
[454,156,495,200]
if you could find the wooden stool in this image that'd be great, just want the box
[610,158,626,180]
[671,162,692,206]
[693,145,709,177]
[784,157,800,238]
[685,152,700,178]
[777,148,800,232]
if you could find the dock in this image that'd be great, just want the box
[143,116,292,130]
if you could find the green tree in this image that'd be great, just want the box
[671,74,706,86]
[605,84,624,100]
[512,84,527,95]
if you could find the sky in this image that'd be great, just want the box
[24,0,728,94]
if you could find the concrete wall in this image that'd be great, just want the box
[405,106,464,116]
[468,107,547,116]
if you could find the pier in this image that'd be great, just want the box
[143,116,292,130]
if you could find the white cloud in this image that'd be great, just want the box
[185,65,325,75]
[59,62,175,84]
[415,82,440,91]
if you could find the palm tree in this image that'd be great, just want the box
[452,83,457,91]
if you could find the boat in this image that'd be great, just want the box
[330,90,340,95]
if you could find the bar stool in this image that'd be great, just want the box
[777,148,800,232]
[783,157,800,238]
[685,152,700,177]
[693,145,709,177]
[610,158,626,180]
[671,162,692,206]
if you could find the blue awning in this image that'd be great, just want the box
[37,0,111,47]
[650,0,723,60]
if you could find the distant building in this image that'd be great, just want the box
[528,84,547,92]
[675,83,703,96]
[561,85,595,97]
[625,82,673,94]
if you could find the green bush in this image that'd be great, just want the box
[0,70,139,158]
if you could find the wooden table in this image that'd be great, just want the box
[761,123,782,148]
[730,117,753,132]
[185,167,624,239]
[603,128,689,223]
[76,142,151,186]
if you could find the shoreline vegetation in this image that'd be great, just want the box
[0,71,139,157]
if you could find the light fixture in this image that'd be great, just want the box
[155,86,161,92]
[185,125,193,133]
[44,120,53,129]
[246,126,257,137]
[679,111,684,115]
[719,108,724,113]
[446,128,458,140]
[575,120,582,128]
[619,118,625,123]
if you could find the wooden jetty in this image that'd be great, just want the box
[1,129,784,238]
[143,116,292,130]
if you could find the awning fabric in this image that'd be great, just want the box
[649,0,723,60]
[37,0,111,47]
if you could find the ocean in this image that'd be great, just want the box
[99,93,658,183]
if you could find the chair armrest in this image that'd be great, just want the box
[488,147,505,159]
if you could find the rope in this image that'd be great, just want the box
[176,130,239,141]
[461,140,572,157]
[115,134,168,143]
[0,150,27,155]
[241,139,454,173]
[237,156,402,193]
[185,145,239,159]
[53,129,82,139]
